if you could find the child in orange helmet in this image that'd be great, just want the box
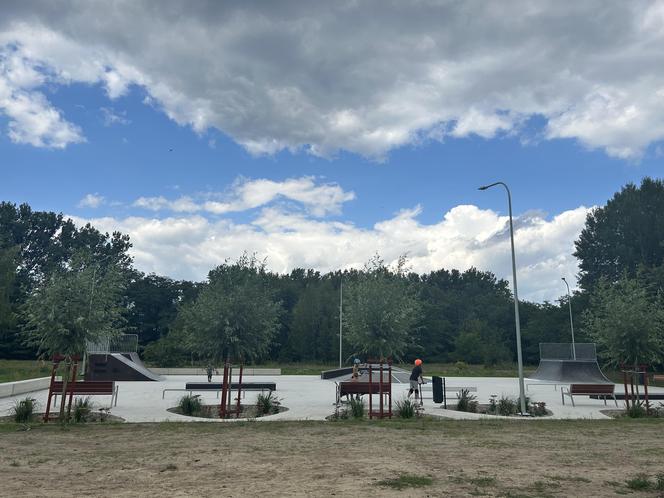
[408,359,424,406]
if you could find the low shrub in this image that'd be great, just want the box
[256,392,280,416]
[12,397,36,423]
[627,401,647,418]
[487,395,498,414]
[178,394,202,416]
[497,396,517,416]
[73,397,93,423]
[456,389,478,413]
[528,401,548,417]
[625,473,651,491]
[454,361,468,371]
[395,398,416,418]
[348,398,365,419]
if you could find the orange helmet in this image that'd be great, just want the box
[415,359,422,366]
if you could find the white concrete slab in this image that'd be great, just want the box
[1,375,660,422]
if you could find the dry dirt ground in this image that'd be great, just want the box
[1,418,663,497]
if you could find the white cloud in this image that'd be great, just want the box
[78,193,105,208]
[100,106,130,126]
[0,47,84,148]
[69,204,590,302]
[1,3,664,157]
[132,177,355,217]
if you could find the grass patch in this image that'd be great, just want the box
[0,360,51,383]
[376,474,433,490]
[625,473,651,490]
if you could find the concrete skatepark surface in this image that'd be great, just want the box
[4,374,662,422]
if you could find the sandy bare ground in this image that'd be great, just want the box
[1,418,663,497]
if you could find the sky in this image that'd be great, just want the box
[1,1,664,302]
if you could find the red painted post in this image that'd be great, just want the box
[388,362,392,419]
[219,362,229,418]
[379,363,384,419]
[66,360,79,419]
[236,364,244,418]
[622,366,630,410]
[43,358,60,422]
[642,365,650,413]
[368,364,373,420]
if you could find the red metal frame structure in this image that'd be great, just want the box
[235,364,244,418]
[44,354,81,422]
[218,361,245,419]
[368,360,392,419]
[621,364,650,412]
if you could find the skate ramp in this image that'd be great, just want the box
[527,359,612,384]
[86,353,164,382]
[527,343,612,384]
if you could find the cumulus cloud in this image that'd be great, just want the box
[1,2,664,158]
[0,46,84,148]
[69,203,590,302]
[132,177,355,217]
[77,193,105,208]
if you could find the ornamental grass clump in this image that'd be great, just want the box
[73,397,93,423]
[12,397,36,423]
[178,394,202,416]
[256,392,279,416]
[348,398,365,419]
[395,398,416,419]
[456,389,478,413]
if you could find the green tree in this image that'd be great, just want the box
[583,276,664,371]
[343,255,423,359]
[575,178,664,291]
[22,250,128,419]
[288,278,338,361]
[175,255,282,363]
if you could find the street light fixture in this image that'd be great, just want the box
[478,181,527,415]
[561,277,576,360]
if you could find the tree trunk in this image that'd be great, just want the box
[58,357,70,421]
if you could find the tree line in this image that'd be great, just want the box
[1,177,663,368]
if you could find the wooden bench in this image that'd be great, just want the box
[51,381,118,407]
[162,382,276,399]
[336,381,391,404]
[652,374,664,383]
[561,383,617,407]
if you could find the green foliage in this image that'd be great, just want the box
[256,391,279,416]
[348,397,365,419]
[528,401,547,417]
[583,276,664,368]
[395,397,416,418]
[287,277,338,361]
[626,402,647,418]
[376,474,433,490]
[176,254,282,363]
[343,255,423,359]
[22,250,129,359]
[625,474,652,490]
[11,397,36,423]
[454,319,511,366]
[497,396,518,416]
[456,388,478,413]
[178,394,202,416]
[73,397,93,423]
[575,177,664,291]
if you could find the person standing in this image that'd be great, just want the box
[408,359,424,405]
[206,364,215,382]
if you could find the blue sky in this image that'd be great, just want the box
[1,2,663,301]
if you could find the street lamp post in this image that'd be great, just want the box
[478,181,527,415]
[339,279,343,368]
[561,277,576,360]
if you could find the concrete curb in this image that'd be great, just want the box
[0,377,51,398]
